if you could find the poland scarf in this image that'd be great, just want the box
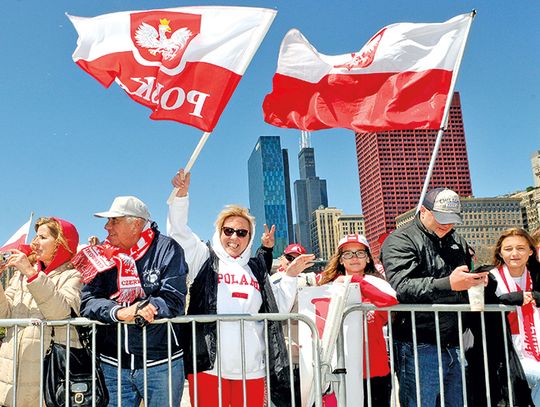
[491,265,540,362]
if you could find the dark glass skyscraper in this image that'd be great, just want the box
[294,132,328,253]
[248,136,291,257]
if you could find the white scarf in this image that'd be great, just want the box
[492,265,540,361]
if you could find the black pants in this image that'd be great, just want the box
[363,374,391,407]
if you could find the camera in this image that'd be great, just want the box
[134,299,150,328]
[0,252,12,267]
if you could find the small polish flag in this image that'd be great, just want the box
[0,214,33,252]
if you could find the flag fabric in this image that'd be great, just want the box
[0,215,32,252]
[263,13,472,133]
[68,6,276,132]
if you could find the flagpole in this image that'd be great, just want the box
[415,10,476,213]
[166,131,211,205]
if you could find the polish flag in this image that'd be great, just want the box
[0,215,33,252]
[263,13,473,132]
[68,6,276,132]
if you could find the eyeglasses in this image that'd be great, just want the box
[284,254,298,262]
[222,227,249,238]
[341,250,368,259]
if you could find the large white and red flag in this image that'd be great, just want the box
[0,214,33,252]
[68,6,276,132]
[263,13,472,132]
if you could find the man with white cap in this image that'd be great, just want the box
[76,196,188,407]
[381,188,488,407]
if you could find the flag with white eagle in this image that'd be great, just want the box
[68,6,276,132]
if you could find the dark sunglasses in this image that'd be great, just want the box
[222,227,249,238]
[284,254,298,262]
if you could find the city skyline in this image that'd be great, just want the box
[1,1,539,245]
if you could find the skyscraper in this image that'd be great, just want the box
[248,136,291,257]
[356,92,473,255]
[294,131,328,253]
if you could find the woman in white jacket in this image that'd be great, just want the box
[0,217,82,407]
[168,169,310,407]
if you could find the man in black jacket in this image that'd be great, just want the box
[381,188,488,407]
[79,196,187,407]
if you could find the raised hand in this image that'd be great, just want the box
[172,169,191,197]
[261,224,275,248]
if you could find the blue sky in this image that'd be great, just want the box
[1,0,539,245]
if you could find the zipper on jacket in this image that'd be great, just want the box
[171,325,179,347]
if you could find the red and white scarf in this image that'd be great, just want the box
[494,265,540,362]
[73,223,154,304]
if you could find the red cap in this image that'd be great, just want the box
[283,243,306,256]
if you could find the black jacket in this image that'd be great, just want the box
[80,223,188,369]
[184,244,291,407]
[381,215,473,345]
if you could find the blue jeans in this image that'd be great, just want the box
[101,357,185,407]
[395,342,463,407]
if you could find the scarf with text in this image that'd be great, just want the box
[72,223,154,304]
[496,265,540,362]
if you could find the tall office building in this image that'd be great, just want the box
[336,214,365,238]
[356,92,473,255]
[294,131,328,252]
[311,207,343,260]
[248,136,291,257]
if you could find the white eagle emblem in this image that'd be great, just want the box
[135,18,192,61]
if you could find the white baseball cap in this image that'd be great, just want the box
[94,196,150,220]
[337,234,370,250]
[422,188,462,224]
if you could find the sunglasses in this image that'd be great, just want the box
[341,250,368,260]
[221,227,249,238]
[284,254,298,262]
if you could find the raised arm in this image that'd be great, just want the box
[167,169,209,280]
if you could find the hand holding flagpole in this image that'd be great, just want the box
[167,132,210,204]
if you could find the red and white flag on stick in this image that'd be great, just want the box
[0,213,33,252]
[68,6,276,132]
[263,13,472,132]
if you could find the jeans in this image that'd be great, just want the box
[395,341,462,407]
[520,357,540,406]
[101,357,185,407]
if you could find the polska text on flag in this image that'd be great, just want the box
[68,6,276,132]
[263,13,472,132]
[0,215,32,252]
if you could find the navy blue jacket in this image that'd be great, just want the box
[80,223,187,369]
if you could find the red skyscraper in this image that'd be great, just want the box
[356,92,473,256]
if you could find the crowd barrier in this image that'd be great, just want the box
[0,303,522,407]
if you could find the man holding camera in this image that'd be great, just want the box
[77,196,188,407]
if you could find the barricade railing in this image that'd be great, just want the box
[0,304,523,407]
[0,313,322,407]
[337,303,519,407]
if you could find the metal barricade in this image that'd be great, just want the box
[0,313,322,407]
[335,303,519,407]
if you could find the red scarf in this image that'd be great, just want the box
[73,223,154,304]
[497,265,540,362]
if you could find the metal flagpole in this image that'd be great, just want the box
[416,10,476,213]
[166,131,211,205]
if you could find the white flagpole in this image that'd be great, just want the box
[166,131,211,205]
[416,10,476,213]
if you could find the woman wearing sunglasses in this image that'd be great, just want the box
[318,234,398,407]
[168,169,307,407]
